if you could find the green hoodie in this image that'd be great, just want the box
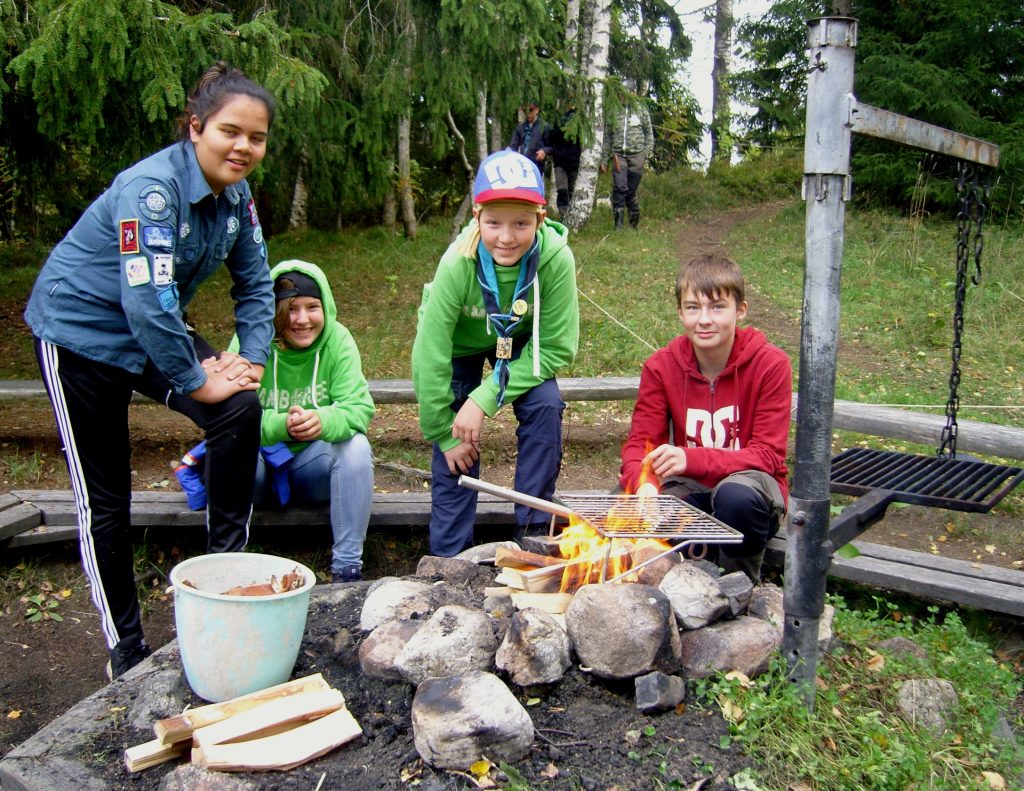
[230,260,375,452]
[412,218,579,451]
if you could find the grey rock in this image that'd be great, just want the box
[495,608,572,686]
[897,678,958,736]
[395,604,498,685]
[454,541,520,564]
[359,619,424,680]
[127,667,188,733]
[412,671,533,768]
[679,615,781,679]
[566,583,681,679]
[658,562,729,629]
[634,671,687,713]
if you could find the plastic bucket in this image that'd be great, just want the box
[170,552,314,702]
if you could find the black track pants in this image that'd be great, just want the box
[35,336,261,649]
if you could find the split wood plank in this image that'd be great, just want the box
[191,706,363,772]
[494,545,567,568]
[191,689,345,748]
[154,673,331,745]
[124,738,190,772]
[510,591,573,614]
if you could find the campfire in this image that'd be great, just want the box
[460,476,745,612]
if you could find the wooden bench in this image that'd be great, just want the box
[4,488,1024,618]
[3,378,1022,460]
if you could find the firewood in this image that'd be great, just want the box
[518,545,635,593]
[191,689,346,748]
[493,570,528,590]
[154,673,331,745]
[124,737,190,772]
[509,591,573,614]
[494,545,568,569]
[191,706,363,772]
[483,586,513,597]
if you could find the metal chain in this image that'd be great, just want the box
[939,162,991,458]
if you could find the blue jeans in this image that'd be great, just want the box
[430,350,565,557]
[255,434,374,574]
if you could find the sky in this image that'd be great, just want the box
[671,0,773,163]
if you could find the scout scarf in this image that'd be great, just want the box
[476,238,540,407]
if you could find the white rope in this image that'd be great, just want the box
[577,288,659,352]
[861,403,1023,410]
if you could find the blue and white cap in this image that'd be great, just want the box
[473,150,546,206]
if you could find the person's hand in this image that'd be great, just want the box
[200,353,263,386]
[189,365,259,404]
[599,162,608,174]
[452,400,485,446]
[643,444,687,480]
[535,150,546,162]
[286,404,322,442]
[443,441,480,475]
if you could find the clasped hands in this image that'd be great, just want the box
[191,352,263,403]
[443,400,485,475]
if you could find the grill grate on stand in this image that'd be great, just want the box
[557,493,744,543]
[829,448,1024,513]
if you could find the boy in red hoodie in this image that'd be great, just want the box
[619,254,791,581]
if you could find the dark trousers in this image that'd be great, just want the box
[554,163,579,216]
[429,348,565,557]
[611,153,645,215]
[35,336,261,650]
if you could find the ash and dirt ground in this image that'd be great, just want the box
[1,204,1022,783]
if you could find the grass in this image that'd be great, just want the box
[695,593,1024,790]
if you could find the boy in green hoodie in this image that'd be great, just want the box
[232,260,375,582]
[412,150,580,556]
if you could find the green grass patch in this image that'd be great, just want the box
[695,595,1024,790]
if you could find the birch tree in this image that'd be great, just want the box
[564,0,613,231]
[709,0,733,163]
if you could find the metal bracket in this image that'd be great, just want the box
[825,488,897,551]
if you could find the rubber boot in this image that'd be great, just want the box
[629,211,640,230]
[613,208,625,230]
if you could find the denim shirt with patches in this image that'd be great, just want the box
[25,142,274,395]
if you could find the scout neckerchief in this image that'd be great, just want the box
[476,238,540,407]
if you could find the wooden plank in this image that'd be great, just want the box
[191,706,362,772]
[154,673,332,745]
[494,545,567,568]
[0,502,42,542]
[850,540,1024,588]
[510,591,573,614]
[191,689,345,748]
[124,738,189,772]
[765,538,1024,617]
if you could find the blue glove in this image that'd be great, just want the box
[175,441,207,511]
[260,442,295,506]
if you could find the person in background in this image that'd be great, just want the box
[24,63,276,679]
[507,101,550,166]
[412,150,579,557]
[601,78,654,230]
[619,254,791,582]
[238,260,375,583]
[544,107,582,219]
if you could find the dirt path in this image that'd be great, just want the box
[1,203,1021,761]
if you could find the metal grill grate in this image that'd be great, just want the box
[558,494,744,543]
[829,448,1024,512]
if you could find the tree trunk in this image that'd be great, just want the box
[564,0,611,231]
[565,0,581,63]
[397,112,417,239]
[710,0,733,164]
[490,89,504,153]
[287,148,309,231]
[475,86,489,160]
[382,159,397,233]
[446,108,475,243]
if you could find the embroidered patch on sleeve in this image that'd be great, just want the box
[247,199,259,226]
[143,225,174,249]
[153,254,174,286]
[120,219,140,254]
[125,255,150,287]
[158,284,179,312]
[139,184,172,221]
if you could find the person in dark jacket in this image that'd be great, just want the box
[24,63,276,680]
[600,79,654,230]
[507,101,550,165]
[544,108,582,218]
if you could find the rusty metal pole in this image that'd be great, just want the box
[783,16,857,709]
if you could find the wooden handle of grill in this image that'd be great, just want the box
[457,476,574,519]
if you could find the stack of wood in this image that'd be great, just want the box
[124,673,362,773]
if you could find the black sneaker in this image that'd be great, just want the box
[331,566,363,584]
[106,638,152,681]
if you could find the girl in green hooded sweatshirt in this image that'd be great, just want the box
[233,260,375,582]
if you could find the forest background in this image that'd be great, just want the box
[2,0,1023,250]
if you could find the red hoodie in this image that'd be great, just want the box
[619,327,791,502]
